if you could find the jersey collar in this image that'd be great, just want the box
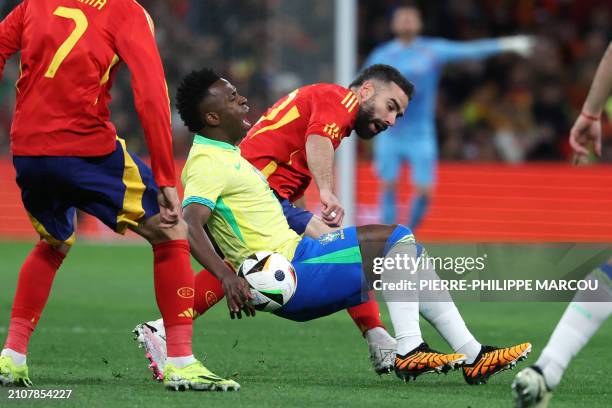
[194,134,239,151]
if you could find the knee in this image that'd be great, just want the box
[394,224,413,238]
[161,218,189,241]
[379,224,414,239]
[379,224,418,257]
[149,218,189,244]
[43,239,72,255]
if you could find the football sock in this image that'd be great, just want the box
[364,326,396,347]
[381,241,422,355]
[387,301,422,355]
[165,325,194,363]
[347,291,385,335]
[536,274,612,390]
[420,302,481,363]
[381,188,397,224]
[167,355,197,369]
[413,247,481,363]
[194,268,225,317]
[3,319,34,359]
[4,241,65,354]
[408,194,429,230]
[153,240,195,358]
[0,348,26,366]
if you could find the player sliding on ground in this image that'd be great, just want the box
[135,68,532,389]
[0,0,249,391]
[181,63,418,375]
[512,41,612,408]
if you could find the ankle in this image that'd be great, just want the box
[396,336,424,355]
[1,348,27,366]
[167,355,196,369]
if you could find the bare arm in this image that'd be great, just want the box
[305,134,344,226]
[306,134,335,193]
[183,203,254,318]
[569,42,612,159]
[583,42,612,117]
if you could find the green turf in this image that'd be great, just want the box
[0,242,610,407]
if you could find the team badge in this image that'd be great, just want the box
[318,230,344,245]
[205,290,218,306]
[177,287,195,299]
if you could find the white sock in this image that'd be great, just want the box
[456,339,482,364]
[166,355,197,369]
[536,274,612,390]
[1,348,26,366]
[417,256,481,363]
[381,241,423,355]
[420,302,481,363]
[364,327,396,347]
[386,301,422,355]
[536,301,612,389]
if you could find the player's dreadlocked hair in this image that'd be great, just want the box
[176,68,221,133]
[349,64,415,100]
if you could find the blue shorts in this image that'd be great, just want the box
[275,227,366,321]
[13,138,159,245]
[374,132,437,187]
[275,193,314,235]
[275,225,414,321]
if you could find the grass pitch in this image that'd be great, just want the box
[0,242,610,407]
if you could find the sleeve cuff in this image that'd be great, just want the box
[182,196,216,210]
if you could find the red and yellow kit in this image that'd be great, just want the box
[0,0,175,186]
[239,83,359,201]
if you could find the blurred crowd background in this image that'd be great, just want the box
[0,0,610,162]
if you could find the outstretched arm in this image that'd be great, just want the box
[569,42,612,159]
[434,35,533,63]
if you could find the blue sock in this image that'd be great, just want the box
[409,194,430,229]
[381,189,397,224]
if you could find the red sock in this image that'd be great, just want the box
[152,240,195,357]
[166,324,193,358]
[194,268,225,318]
[347,291,385,335]
[5,241,65,353]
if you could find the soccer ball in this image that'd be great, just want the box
[237,251,297,312]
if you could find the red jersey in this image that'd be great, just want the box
[239,83,359,200]
[0,0,175,186]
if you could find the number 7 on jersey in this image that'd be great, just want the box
[45,7,88,78]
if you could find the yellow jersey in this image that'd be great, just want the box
[181,135,302,269]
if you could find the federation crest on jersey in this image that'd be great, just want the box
[323,123,341,139]
[318,230,344,245]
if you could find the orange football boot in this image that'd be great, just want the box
[463,343,532,385]
[394,342,466,382]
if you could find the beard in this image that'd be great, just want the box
[353,100,378,140]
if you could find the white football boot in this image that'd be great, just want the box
[133,319,166,381]
[365,327,397,374]
[512,366,553,408]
